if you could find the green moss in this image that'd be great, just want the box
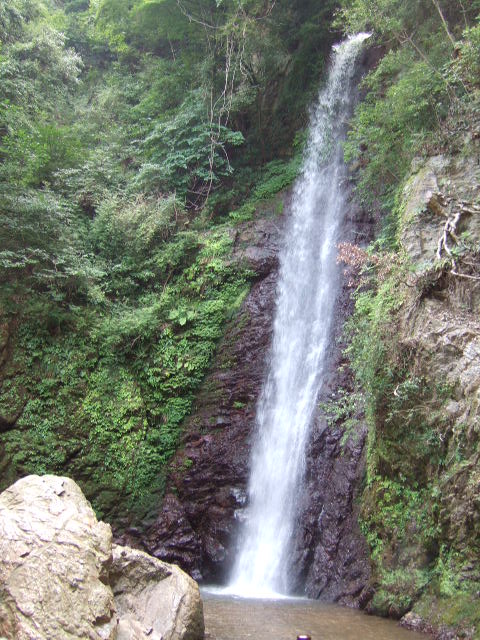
[229,203,256,223]
[415,592,480,637]
[370,568,429,619]
[227,156,300,226]
[252,157,301,200]
[0,218,254,525]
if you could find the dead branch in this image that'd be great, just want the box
[451,270,480,281]
[430,0,456,47]
[436,209,480,280]
[436,209,462,262]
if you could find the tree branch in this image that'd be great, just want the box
[430,0,456,47]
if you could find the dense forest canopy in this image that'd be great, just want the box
[0,0,479,525]
[0,0,339,295]
[0,0,340,519]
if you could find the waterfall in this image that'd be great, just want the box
[227,34,370,598]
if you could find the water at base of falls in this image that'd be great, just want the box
[225,33,371,599]
[202,593,426,640]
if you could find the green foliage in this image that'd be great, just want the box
[361,476,438,558]
[415,551,480,633]
[345,261,406,409]
[252,157,302,200]
[318,388,364,446]
[1,122,83,187]
[134,90,244,201]
[344,50,449,208]
[359,472,441,618]
[90,194,183,260]
[339,0,477,42]
[223,154,300,224]
[0,0,89,298]
[370,568,430,618]
[1,218,252,520]
[449,21,480,88]
[0,19,82,114]
[341,0,480,211]
[229,203,257,223]
[0,189,99,300]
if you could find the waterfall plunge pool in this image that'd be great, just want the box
[202,592,426,640]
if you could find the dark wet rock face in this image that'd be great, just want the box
[292,421,369,604]
[289,195,373,603]
[133,192,374,601]
[133,209,284,583]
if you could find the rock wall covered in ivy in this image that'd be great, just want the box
[353,133,480,637]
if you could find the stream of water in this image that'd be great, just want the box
[227,34,371,598]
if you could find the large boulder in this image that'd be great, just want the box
[0,475,204,640]
[111,545,204,640]
[0,474,116,640]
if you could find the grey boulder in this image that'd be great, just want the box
[111,545,204,640]
[0,475,204,640]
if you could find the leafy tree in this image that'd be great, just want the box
[0,0,86,297]
[0,0,347,526]
[340,0,480,211]
[133,90,244,204]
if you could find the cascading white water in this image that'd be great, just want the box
[227,34,370,598]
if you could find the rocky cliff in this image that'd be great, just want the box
[354,133,480,636]
[120,185,374,603]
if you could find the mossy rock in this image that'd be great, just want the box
[414,591,480,638]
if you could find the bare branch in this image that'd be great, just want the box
[458,0,470,28]
[430,0,456,47]
[451,270,480,281]
[176,0,217,30]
